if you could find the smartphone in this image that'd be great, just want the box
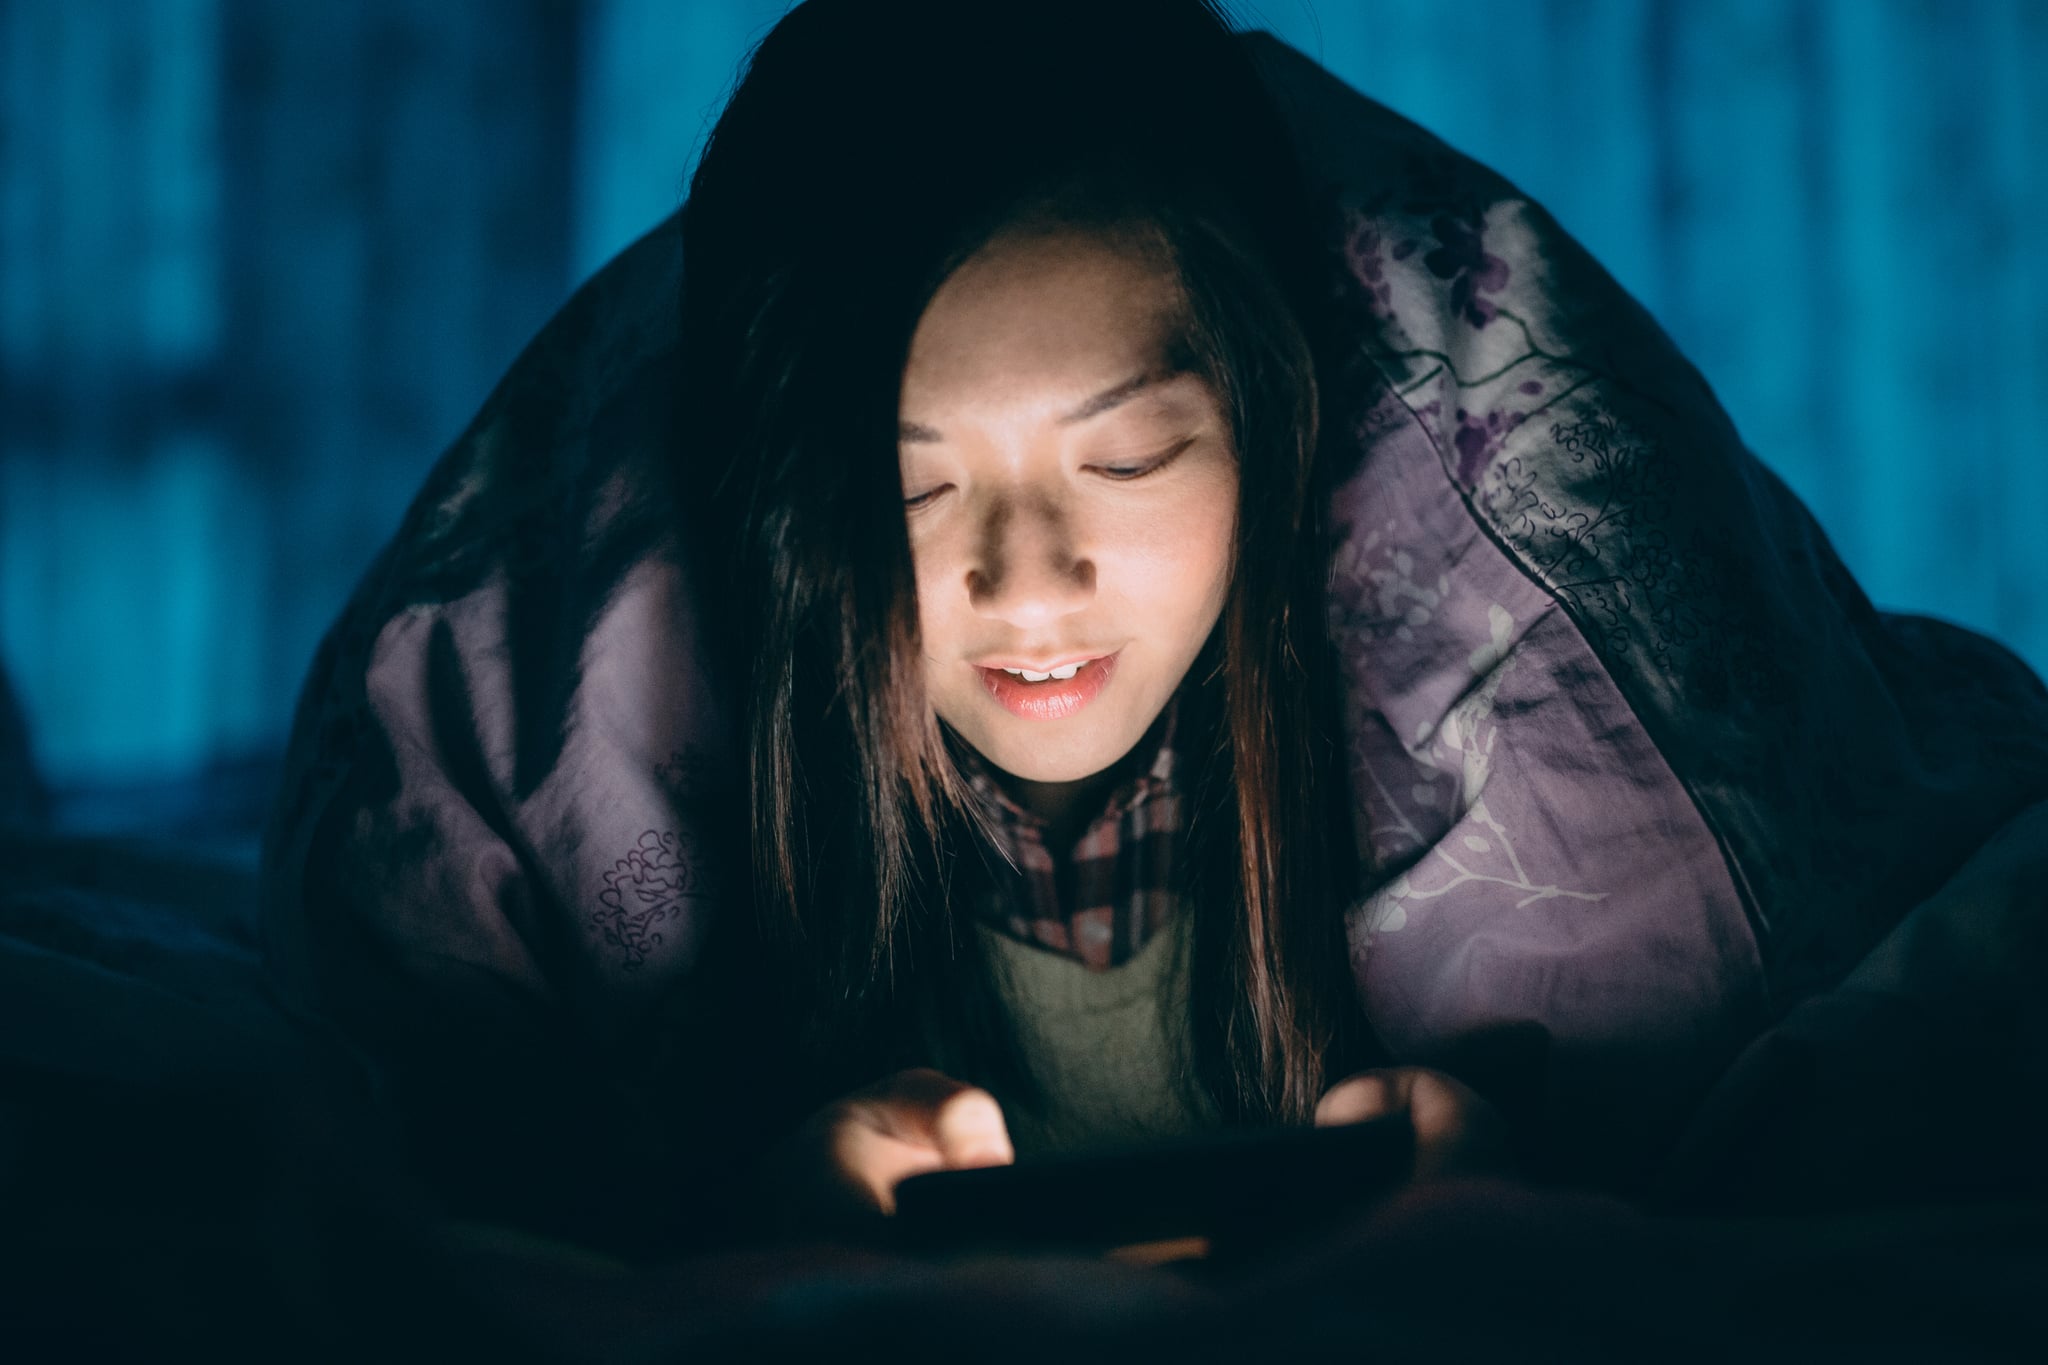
[890,1116,1413,1257]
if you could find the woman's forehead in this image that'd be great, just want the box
[898,365,1209,447]
[900,229,1202,432]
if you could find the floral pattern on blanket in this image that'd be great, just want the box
[1328,528,1608,942]
[1320,136,2048,1002]
[1263,19,2048,1180]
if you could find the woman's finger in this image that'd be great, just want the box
[1404,1069,1511,1179]
[927,1086,1014,1169]
[828,1115,952,1214]
[1315,1067,1514,1182]
[850,1068,1012,1161]
[1404,1069,1478,1146]
[763,1069,1015,1232]
[1314,1069,1407,1127]
[834,1068,1014,1211]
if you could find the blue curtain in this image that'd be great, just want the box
[3,0,2044,825]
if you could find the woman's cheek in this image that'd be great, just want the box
[1147,470,1238,623]
[905,523,955,663]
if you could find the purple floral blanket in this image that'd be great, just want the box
[247,32,2048,1244]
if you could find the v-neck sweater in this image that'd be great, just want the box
[972,909,1216,1157]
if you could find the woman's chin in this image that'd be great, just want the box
[974,716,1156,788]
[936,681,1166,789]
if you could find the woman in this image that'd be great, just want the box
[261,0,2048,1256]
[676,0,1467,1217]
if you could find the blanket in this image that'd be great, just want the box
[250,31,2048,1244]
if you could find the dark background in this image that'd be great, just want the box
[3,0,2043,861]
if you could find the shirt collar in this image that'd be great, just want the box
[952,691,1182,851]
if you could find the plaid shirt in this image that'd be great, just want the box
[954,697,1187,971]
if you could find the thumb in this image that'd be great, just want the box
[855,1068,1015,1168]
[926,1085,1014,1169]
[1315,1069,1410,1127]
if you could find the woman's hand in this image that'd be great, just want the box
[762,1067,1015,1237]
[1315,1066,1513,1182]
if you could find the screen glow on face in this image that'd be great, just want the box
[898,225,1236,805]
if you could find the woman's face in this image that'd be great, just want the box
[899,224,1237,796]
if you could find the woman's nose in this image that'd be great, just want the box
[965,494,1095,626]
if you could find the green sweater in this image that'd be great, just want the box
[972,911,1216,1157]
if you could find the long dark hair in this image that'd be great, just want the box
[682,0,1365,1123]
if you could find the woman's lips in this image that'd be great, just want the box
[977,651,1118,721]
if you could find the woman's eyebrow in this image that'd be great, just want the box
[898,366,1193,444]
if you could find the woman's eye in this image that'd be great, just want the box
[903,484,950,511]
[1095,437,1196,481]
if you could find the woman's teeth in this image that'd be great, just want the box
[1001,663,1082,682]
